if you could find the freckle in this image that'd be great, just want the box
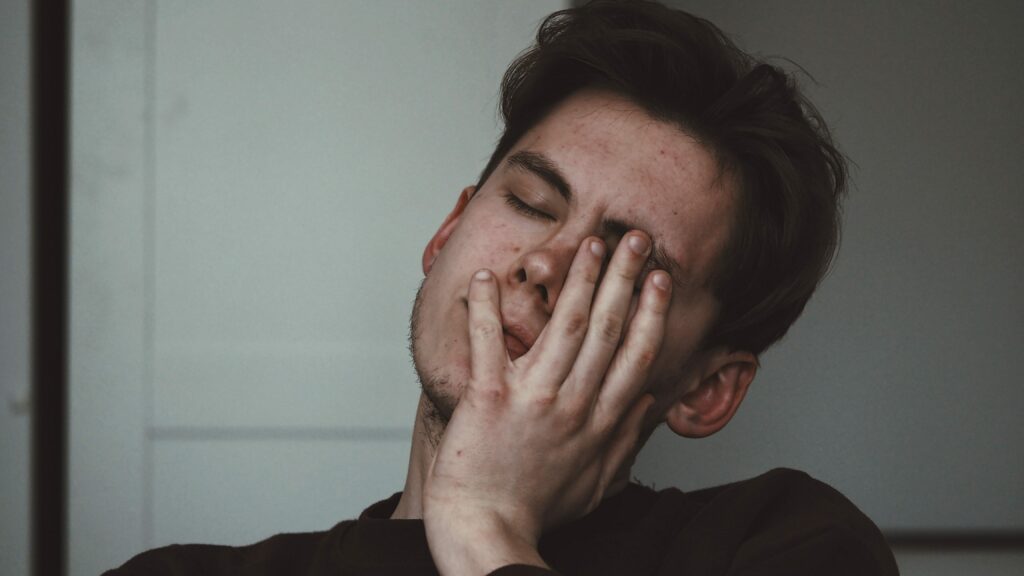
[456,450,463,457]
[511,245,521,253]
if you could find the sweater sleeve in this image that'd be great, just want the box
[489,565,562,576]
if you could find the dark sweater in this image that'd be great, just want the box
[105,468,898,575]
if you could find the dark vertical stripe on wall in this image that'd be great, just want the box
[31,1,69,575]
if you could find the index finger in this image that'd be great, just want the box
[466,269,508,387]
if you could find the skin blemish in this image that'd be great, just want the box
[510,245,521,253]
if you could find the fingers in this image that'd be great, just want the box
[528,237,606,388]
[595,269,671,423]
[508,230,670,430]
[561,231,655,402]
[467,269,507,388]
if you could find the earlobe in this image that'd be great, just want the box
[665,349,757,438]
[422,186,476,275]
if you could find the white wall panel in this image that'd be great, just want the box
[153,341,415,429]
[151,437,410,547]
[69,2,150,575]
[150,0,563,429]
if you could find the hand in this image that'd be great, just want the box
[422,232,673,576]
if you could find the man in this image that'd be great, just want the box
[110,1,898,575]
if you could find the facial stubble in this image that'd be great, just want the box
[408,279,460,446]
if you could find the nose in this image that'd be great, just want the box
[509,239,579,314]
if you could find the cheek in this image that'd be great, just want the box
[448,217,524,268]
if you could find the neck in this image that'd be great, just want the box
[391,393,443,519]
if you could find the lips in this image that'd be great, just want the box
[502,323,536,361]
[460,295,538,361]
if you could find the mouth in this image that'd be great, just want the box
[502,323,535,361]
[460,296,537,362]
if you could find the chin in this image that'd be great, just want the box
[416,343,474,415]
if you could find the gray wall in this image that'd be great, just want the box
[65,1,1023,576]
[636,0,1024,533]
[0,0,31,574]
[69,2,564,575]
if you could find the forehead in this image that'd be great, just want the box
[507,90,736,286]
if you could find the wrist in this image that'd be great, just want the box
[424,506,549,576]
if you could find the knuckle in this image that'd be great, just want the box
[613,266,637,282]
[467,383,505,405]
[595,312,625,343]
[562,313,589,338]
[589,406,616,435]
[559,404,588,431]
[593,421,615,440]
[530,391,558,410]
[631,345,658,370]
[471,321,500,340]
[561,396,590,424]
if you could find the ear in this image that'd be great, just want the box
[664,348,757,438]
[422,186,475,275]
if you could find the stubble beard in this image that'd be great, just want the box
[408,279,460,447]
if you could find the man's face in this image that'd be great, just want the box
[411,90,736,425]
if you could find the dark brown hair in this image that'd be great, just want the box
[477,0,846,355]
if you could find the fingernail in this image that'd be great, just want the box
[474,270,492,281]
[652,271,671,291]
[628,234,649,255]
[589,239,605,258]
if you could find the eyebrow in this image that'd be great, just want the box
[507,150,688,287]
[506,150,573,204]
[600,217,689,287]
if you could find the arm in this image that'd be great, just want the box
[423,232,669,576]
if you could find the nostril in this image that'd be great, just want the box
[515,269,527,283]
[538,285,548,303]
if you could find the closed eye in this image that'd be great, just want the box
[504,193,556,221]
